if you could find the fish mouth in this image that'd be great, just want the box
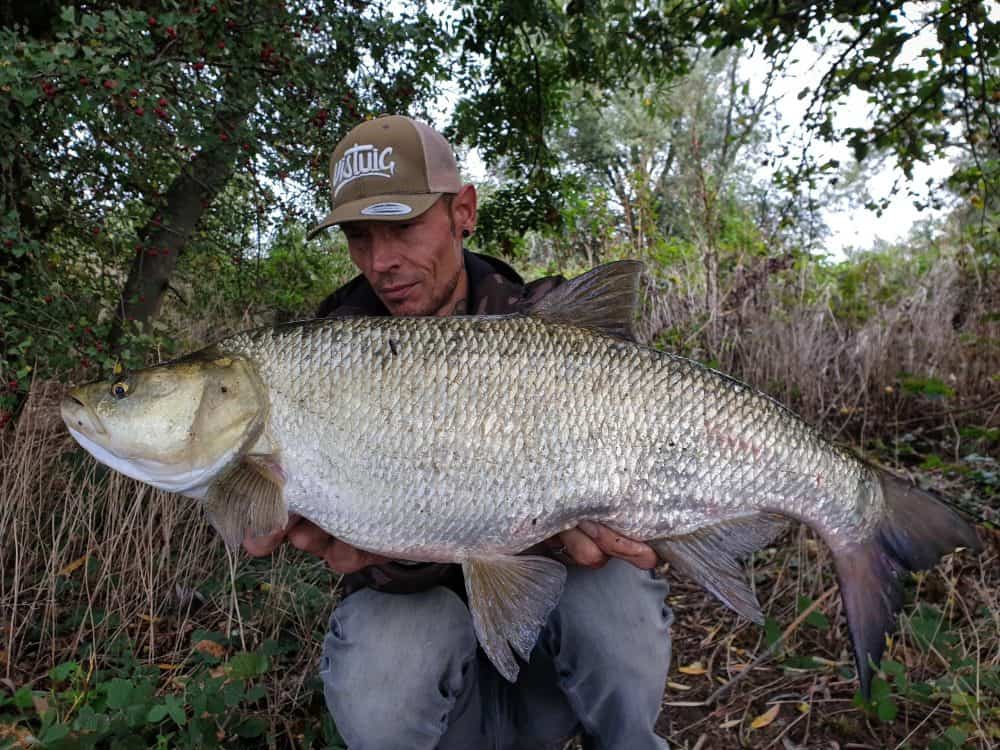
[60,394,107,437]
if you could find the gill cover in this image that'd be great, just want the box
[61,349,270,497]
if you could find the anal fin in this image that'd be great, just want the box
[462,555,567,682]
[650,513,788,624]
[205,454,287,548]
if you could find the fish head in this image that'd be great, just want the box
[60,351,268,497]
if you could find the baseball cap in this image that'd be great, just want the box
[306,115,462,239]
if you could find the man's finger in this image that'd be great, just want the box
[242,525,285,557]
[577,521,658,569]
[287,519,334,558]
[558,528,608,568]
[324,541,389,575]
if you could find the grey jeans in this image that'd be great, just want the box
[319,559,673,750]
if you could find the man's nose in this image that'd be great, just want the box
[368,233,401,274]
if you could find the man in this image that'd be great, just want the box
[245,115,673,750]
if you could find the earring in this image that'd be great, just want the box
[461,229,471,238]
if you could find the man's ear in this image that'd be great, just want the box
[451,184,478,236]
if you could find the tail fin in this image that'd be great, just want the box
[832,470,981,697]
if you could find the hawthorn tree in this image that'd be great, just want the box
[0,0,448,415]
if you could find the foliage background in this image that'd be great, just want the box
[1,0,997,747]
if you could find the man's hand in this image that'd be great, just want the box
[243,514,389,574]
[548,521,658,569]
[245,516,657,572]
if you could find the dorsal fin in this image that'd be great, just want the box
[529,260,644,340]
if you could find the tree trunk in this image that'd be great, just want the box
[109,100,251,350]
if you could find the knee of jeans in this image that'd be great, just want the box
[319,587,478,699]
[319,588,479,748]
[549,563,672,671]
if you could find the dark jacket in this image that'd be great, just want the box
[317,250,564,596]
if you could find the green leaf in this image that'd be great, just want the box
[49,660,79,683]
[13,686,34,710]
[763,616,782,648]
[880,658,905,679]
[165,694,187,727]
[223,679,245,708]
[226,651,269,679]
[235,716,268,738]
[147,704,169,724]
[942,726,968,747]
[875,696,898,722]
[39,722,70,743]
[796,596,830,630]
[105,677,134,709]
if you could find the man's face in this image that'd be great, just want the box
[340,192,472,317]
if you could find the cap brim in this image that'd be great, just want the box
[306,193,442,240]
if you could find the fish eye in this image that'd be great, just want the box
[111,381,129,399]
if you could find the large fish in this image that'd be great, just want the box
[61,261,980,693]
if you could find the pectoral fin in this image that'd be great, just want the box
[462,555,567,682]
[205,455,287,548]
[650,513,788,624]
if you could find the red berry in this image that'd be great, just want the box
[3,239,13,249]
[166,26,177,38]
[130,88,140,97]
[81,358,91,368]
[226,18,236,29]
[209,4,218,13]
[193,62,205,71]
[8,380,18,391]
[217,40,226,49]
[79,77,91,86]
[157,97,168,107]
[134,107,144,116]
[103,79,117,89]
[219,132,229,142]
[147,16,157,26]
[44,295,53,303]
[91,226,101,236]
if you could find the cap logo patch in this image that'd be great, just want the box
[333,143,396,197]
[360,202,413,216]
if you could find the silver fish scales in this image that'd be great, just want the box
[228,314,878,561]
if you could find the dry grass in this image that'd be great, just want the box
[638,247,1000,438]
[659,523,999,748]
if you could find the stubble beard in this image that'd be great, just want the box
[390,262,462,317]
